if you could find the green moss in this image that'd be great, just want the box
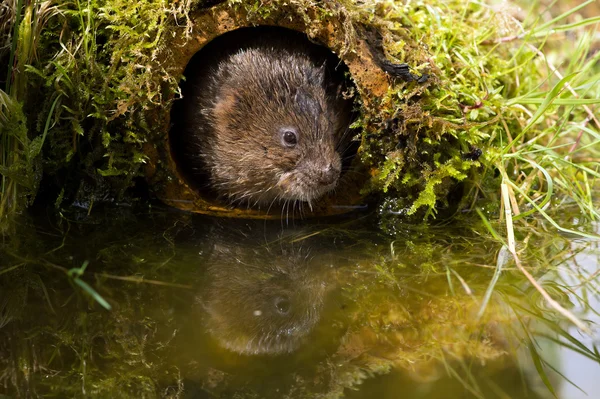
[1,0,598,225]
[4,0,210,209]
[408,158,476,215]
[346,1,515,216]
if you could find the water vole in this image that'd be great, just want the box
[176,28,354,208]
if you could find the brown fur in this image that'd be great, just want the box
[180,32,352,208]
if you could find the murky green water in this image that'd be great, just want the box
[1,205,599,398]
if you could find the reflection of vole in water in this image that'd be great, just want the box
[200,242,332,355]
[177,28,354,207]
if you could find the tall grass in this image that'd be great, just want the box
[486,0,599,332]
[0,0,58,230]
[464,2,600,392]
[431,0,600,234]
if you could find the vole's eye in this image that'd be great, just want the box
[280,128,298,148]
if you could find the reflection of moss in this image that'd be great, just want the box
[322,295,509,395]
[0,211,194,397]
[0,289,181,397]
[2,209,585,397]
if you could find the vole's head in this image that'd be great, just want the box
[204,48,348,207]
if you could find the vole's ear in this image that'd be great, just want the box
[294,88,322,119]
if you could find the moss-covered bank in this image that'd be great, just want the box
[1,0,599,225]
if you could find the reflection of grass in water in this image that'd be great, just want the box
[0,210,194,397]
[329,206,599,398]
[0,208,599,397]
[478,169,599,396]
[278,201,600,399]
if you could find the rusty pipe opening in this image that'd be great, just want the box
[145,4,390,218]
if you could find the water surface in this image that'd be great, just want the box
[1,205,598,398]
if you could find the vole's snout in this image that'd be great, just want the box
[318,164,339,186]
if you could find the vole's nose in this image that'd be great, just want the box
[318,164,339,185]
